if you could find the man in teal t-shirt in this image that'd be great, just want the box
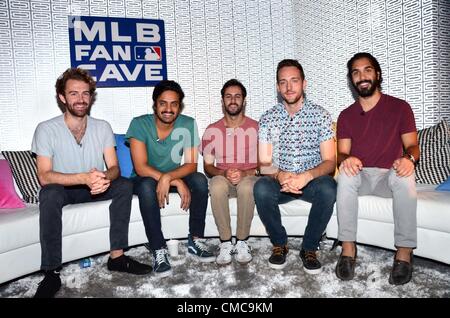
[126,80,214,277]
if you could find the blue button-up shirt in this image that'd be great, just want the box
[258,98,333,173]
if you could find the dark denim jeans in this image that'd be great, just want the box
[253,175,337,251]
[38,177,133,270]
[132,172,209,250]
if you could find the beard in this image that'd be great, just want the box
[224,103,243,116]
[282,92,303,105]
[354,79,379,97]
[66,102,90,118]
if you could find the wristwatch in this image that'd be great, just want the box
[404,153,416,165]
[255,167,261,176]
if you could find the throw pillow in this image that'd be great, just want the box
[1,151,40,204]
[436,176,450,191]
[415,120,450,184]
[114,134,133,178]
[0,160,26,209]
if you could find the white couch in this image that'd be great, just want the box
[1,174,449,285]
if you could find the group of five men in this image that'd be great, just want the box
[31,52,419,298]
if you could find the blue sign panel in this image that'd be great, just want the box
[68,16,167,87]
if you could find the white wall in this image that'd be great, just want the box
[0,0,449,151]
[0,0,296,150]
[293,0,450,129]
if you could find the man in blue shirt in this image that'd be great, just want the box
[254,59,337,273]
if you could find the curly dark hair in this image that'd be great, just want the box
[152,80,185,112]
[55,68,96,109]
[347,52,383,87]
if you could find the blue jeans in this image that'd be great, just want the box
[38,177,133,270]
[132,172,209,250]
[253,175,337,251]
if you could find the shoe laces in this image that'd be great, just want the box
[236,240,251,254]
[154,249,168,264]
[304,250,317,262]
[273,245,288,256]
[219,242,235,255]
[193,238,209,252]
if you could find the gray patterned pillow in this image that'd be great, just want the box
[1,151,40,203]
[415,120,450,184]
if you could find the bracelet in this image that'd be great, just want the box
[404,153,416,165]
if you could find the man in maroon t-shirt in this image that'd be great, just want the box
[335,53,419,285]
[201,79,259,265]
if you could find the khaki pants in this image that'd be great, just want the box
[209,175,258,241]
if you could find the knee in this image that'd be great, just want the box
[188,172,208,194]
[39,184,65,206]
[133,177,157,198]
[316,176,337,202]
[237,177,256,196]
[111,177,133,196]
[253,177,276,201]
[209,176,229,196]
[337,172,357,186]
[389,171,416,191]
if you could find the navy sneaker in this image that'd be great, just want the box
[187,234,215,263]
[151,248,172,277]
[300,249,322,274]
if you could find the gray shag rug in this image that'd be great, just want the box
[1,237,449,298]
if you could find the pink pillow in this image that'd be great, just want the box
[0,160,26,210]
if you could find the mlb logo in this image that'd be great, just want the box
[134,46,162,61]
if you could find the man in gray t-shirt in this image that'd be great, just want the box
[31,68,151,298]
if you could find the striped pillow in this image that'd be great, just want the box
[1,151,40,203]
[415,120,450,184]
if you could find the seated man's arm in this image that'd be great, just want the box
[103,146,120,181]
[36,155,97,187]
[392,132,419,177]
[338,138,363,176]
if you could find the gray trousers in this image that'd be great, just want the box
[337,167,417,248]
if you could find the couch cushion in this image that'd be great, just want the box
[114,134,133,178]
[436,176,450,192]
[415,120,450,184]
[353,184,450,234]
[0,160,25,210]
[1,151,40,203]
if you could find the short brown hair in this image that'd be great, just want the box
[276,59,305,82]
[55,68,96,108]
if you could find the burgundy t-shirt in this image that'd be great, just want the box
[337,94,416,169]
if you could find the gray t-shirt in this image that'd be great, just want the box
[31,114,115,173]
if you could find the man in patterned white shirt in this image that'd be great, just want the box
[253,59,337,273]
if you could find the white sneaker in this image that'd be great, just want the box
[235,240,252,264]
[216,241,234,265]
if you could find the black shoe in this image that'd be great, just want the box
[107,254,152,275]
[389,251,413,285]
[33,268,62,298]
[300,249,322,274]
[335,243,357,281]
[268,245,289,269]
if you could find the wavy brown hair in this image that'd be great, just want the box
[55,68,97,110]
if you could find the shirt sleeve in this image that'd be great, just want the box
[258,114,271,143]
[337,112,351,140]
[125,117,146,143]
[31,123,53,158]
[200,126,216,157]
[103,121,116,149]
[399,101,417,135]
[319,110,334,143]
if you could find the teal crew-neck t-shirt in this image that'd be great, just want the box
[126,114,200,176]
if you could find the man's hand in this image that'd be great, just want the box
[86,168,110,195]
[173,179,191,211]
[225,168,244,185]
[157,173,172,208]
[339,156,363,176]
[392,157,415,177]
[276,171,295,184]
[280,172,313,194]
